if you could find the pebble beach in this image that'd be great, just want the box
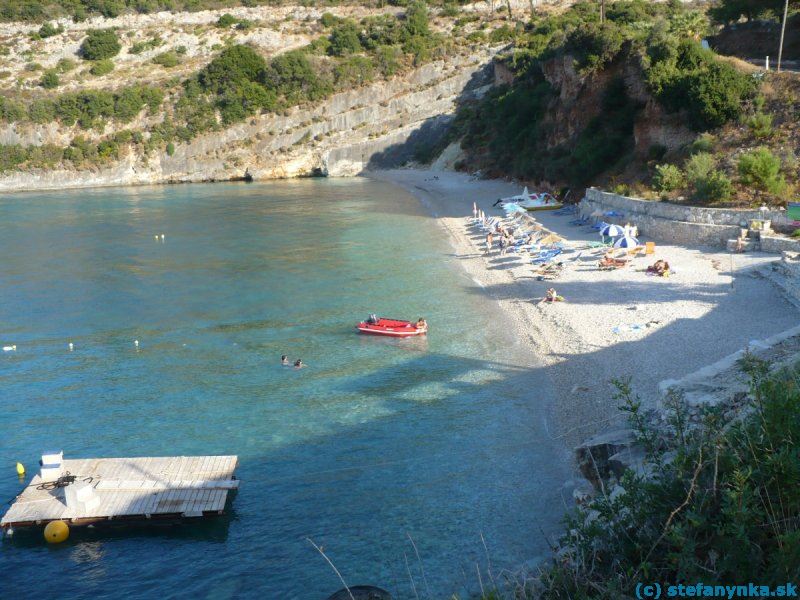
[373,169,800,448]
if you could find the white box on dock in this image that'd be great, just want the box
[64,480,99,513]
[40,450,64,482]
[41,450,63,465]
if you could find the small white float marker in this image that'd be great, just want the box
[160,234,165,242]
[134,340,139,350]
[154,234,159,241]
[2,345,16,352]
[68,342,74,352]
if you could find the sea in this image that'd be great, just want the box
[0,178,571,599]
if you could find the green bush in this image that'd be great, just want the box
[80,29,121,60]
[320,12,338,28]
[653,163,685,193]
[538,365,800,597]
[0,145,30,172]
[266,50,332,104]
[566,21,625,72]
[152,51,179,68]
[328,20,362,56]
[685,151,716,182]
[690,132,714,154]
[374,44,403,77]
[693,169,732,202]
[738,147,786,195]
[56,58,76,73]
[39,70,59,88]
[333,55,374,87]
[646,40,756,131]
[198,45,267,94]
[0,97,26,121]
[36,22,63,39]
[28,99,56,123]
[216,13,237,28]
[89,58,114,76]
[747,112,773,139]
[686,152,732,202]
[166,141,175,156]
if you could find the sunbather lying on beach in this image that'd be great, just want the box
[599,255,628,268]
[646,260,670,276]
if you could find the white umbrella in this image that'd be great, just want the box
[600,224,625,237]
[614,235,640,248]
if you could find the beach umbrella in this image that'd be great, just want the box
[613,235,639,248]
[600,224,625,238]
[539,233,564,246]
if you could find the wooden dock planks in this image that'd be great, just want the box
[1,455,238,529]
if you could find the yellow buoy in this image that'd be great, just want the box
[44,520,69,544]
[16,462,25,476]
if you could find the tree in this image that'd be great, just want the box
[328,20,362,56]
[80,29,121,61]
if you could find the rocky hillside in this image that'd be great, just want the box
[0,1,509,191]
[448,0,799,208]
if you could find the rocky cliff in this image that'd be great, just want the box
[0,51,493,192]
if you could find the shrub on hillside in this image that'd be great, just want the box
[333,55,375,87]
[566,21,625,72]
[686,152,732,202]
[747,112,773,139]
[80,29,121,61]
[320,12,338,28]
[39,70,59,89]
[738,147,786,195]
[538,364,800,596]
[56,58,76,73]
[35,22,63,39]
[266,50,332,104]
[152,51,179,68]
[216,13,237,28]
[690,132,715,154]
[89,58,114,76]
[694,169,732,202]
[328,20,362,56]
[198,45,267,95]
[653,163,685,193]
[374,45,403,76]
[646,40,756,131]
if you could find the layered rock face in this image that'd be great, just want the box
[0,52,494,192]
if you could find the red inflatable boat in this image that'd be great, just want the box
[356,317,427,337]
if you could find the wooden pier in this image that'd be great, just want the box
[1,455,239,531]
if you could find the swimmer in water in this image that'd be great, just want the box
[281,355,289,366]
[294,359,304,369]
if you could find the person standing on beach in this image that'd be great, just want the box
[485,231,493,255]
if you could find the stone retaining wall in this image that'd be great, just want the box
[581,188,799,250]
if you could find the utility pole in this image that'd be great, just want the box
[506,0,513,19]
[777,0,789,72]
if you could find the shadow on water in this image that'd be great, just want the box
[1,349,572,600]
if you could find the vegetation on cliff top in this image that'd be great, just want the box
[447,0,797,207]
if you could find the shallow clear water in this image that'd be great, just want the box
[0,179,571,599]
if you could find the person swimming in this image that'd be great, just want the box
[281,355,289,366]
[416,318,428,330]
[294,359,304,369]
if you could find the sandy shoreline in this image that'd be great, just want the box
[370,168,800,449]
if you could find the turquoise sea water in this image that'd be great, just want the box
[0,179,571,599]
